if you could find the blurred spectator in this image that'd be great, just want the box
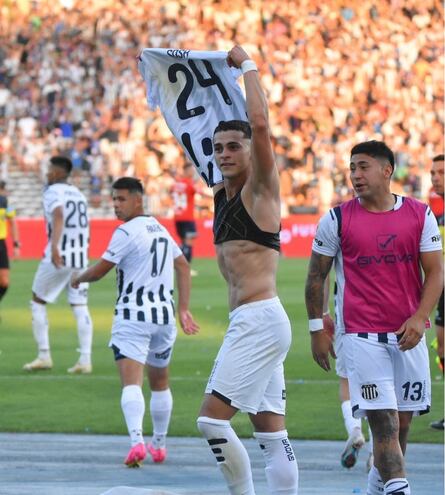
[0,0,442,217]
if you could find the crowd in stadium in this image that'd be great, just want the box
[0,0,443,217]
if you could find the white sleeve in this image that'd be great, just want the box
[312,210,340,256]
[420,207,443,252]
[102,227,133,264]
[43,188,62,215]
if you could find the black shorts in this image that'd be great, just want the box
[0,239,9,269]
[175,220,197,240]
[435,290,444,327]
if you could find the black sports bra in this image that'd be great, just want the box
[213,188,280,252]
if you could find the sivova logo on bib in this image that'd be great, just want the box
[357,253,414,267]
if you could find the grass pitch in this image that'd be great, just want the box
[0,259,443,443]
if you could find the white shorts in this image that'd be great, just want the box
[334,330,348,379]
[344,333,431,418]
[32,261,89,304]
[109,318,177,367]
[205,297,292,415]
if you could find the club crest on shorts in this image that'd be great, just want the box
[361,383,378,400]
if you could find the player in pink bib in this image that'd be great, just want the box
[305,141,443,495]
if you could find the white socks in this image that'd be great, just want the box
[121,385,145,446]
[341,400,362,435]
[72,305,93,365]
[384,479,410,495]
[150,389,173,449]
[367,465,384,494]
[368,469,410,495]
[30,301,50,359]
[197,416,255,495]
[254,430,299,495]
[30,302,93,364]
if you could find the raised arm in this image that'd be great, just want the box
[227,46,278,193]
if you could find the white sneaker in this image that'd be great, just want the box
[67,362,92,374]
[23,357,53,371]
[341,427,365,468]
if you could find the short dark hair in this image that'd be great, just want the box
[213,120,252,139]
[112,177,143,194]
[50,156,73,175]
[0,180,6,189]
[350,140,395,170]
[433,154,444,162]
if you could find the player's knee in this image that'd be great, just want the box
[71,304,92,323]
[197,416,230,440]
[368,410,399,442]
[32,293,46,305]
[30,299,47,319]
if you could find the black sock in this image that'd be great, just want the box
[0,285,8,302]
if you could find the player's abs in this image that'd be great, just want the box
[216,240,279,311]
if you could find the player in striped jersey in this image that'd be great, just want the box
[23,156,93,374]
[71,177,199,467]
[305,141,443,495]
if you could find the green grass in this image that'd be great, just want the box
[0,259,443,443]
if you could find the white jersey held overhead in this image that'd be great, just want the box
[138,49,247,187]
[43,183,89,269]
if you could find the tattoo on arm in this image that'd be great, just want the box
[305,252,334,319]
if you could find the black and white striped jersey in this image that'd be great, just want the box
[102,215,182,325]
[42,183,89,269]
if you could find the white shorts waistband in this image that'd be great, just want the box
[229,296,280,320]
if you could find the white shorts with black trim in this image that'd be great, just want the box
[109,318,177,367]
[32,261,89,304]
[344,332,431,418]
[205,297,292,415]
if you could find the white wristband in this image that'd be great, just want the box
[309,319,324,333]
[241,59,258,74]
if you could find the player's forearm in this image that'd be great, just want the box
[175,266,191,312]
[415,269,444,321]
[75,265,103,284]
[305,275,325,319]
[305,253,334,319]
